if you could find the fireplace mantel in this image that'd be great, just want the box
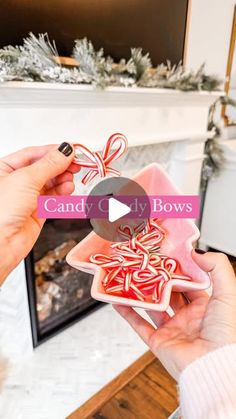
[0,82,220,106]
[0,82,222,418]
[0,82,221,153]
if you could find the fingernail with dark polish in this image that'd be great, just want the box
[195,248,206,254]
[58,142,73,156]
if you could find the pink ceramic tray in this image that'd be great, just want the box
[66,163,210,311]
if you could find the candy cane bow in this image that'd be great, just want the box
[73,133,128,185]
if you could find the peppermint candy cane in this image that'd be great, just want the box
[90,254,124,268]
[73,133,127,185]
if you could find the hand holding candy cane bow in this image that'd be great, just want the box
[73,133,127,185]
[0,142,79,285]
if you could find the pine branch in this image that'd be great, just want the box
[73,38,113,87]
[138,61,222,91]
[129,48,152,81]
[22,32,58,66]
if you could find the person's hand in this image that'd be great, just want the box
[114,251,236,380]
[0,142,80,284]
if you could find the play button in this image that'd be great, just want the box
[108,197,131,222]
[85,176,150,242]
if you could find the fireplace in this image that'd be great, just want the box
[0,84,221,419]
[25,219,102,346]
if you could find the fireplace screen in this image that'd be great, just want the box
[25,219,102,346]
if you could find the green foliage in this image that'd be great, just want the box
[129,48,152,81]
[139,62,221,91]
[201,96,230,188]
[73,38,113,87]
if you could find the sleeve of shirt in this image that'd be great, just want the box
[179,344,236,419]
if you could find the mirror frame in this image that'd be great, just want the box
[222,5,236,126]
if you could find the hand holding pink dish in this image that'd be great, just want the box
[67,135,210,312]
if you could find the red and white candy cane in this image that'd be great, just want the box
[152,280,166,303]
[90,254,124,268]
[73,133,128,185]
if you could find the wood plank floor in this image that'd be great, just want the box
[68,351,178,419]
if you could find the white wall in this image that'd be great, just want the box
[186,0,235,78]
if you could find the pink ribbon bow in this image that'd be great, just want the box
[73,133,128,185]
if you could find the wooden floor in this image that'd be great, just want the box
[68,351,178,419]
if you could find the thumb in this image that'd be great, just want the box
[192,250,236,299]
[25,142,74,188]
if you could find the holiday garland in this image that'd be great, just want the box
[0,32,227,186]
[201,95,236,188]
[0,32,222,91]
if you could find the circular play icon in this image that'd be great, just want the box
[85,176,151,242]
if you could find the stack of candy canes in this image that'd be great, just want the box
[89,219,192,303]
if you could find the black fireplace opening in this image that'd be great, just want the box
[25,219,103,347]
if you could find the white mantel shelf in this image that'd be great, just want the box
[0,82,222,154]
[0,81,222,106]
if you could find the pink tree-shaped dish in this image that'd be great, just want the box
[66,163,211,311]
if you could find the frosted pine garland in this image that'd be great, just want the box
[0,32,222,91]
